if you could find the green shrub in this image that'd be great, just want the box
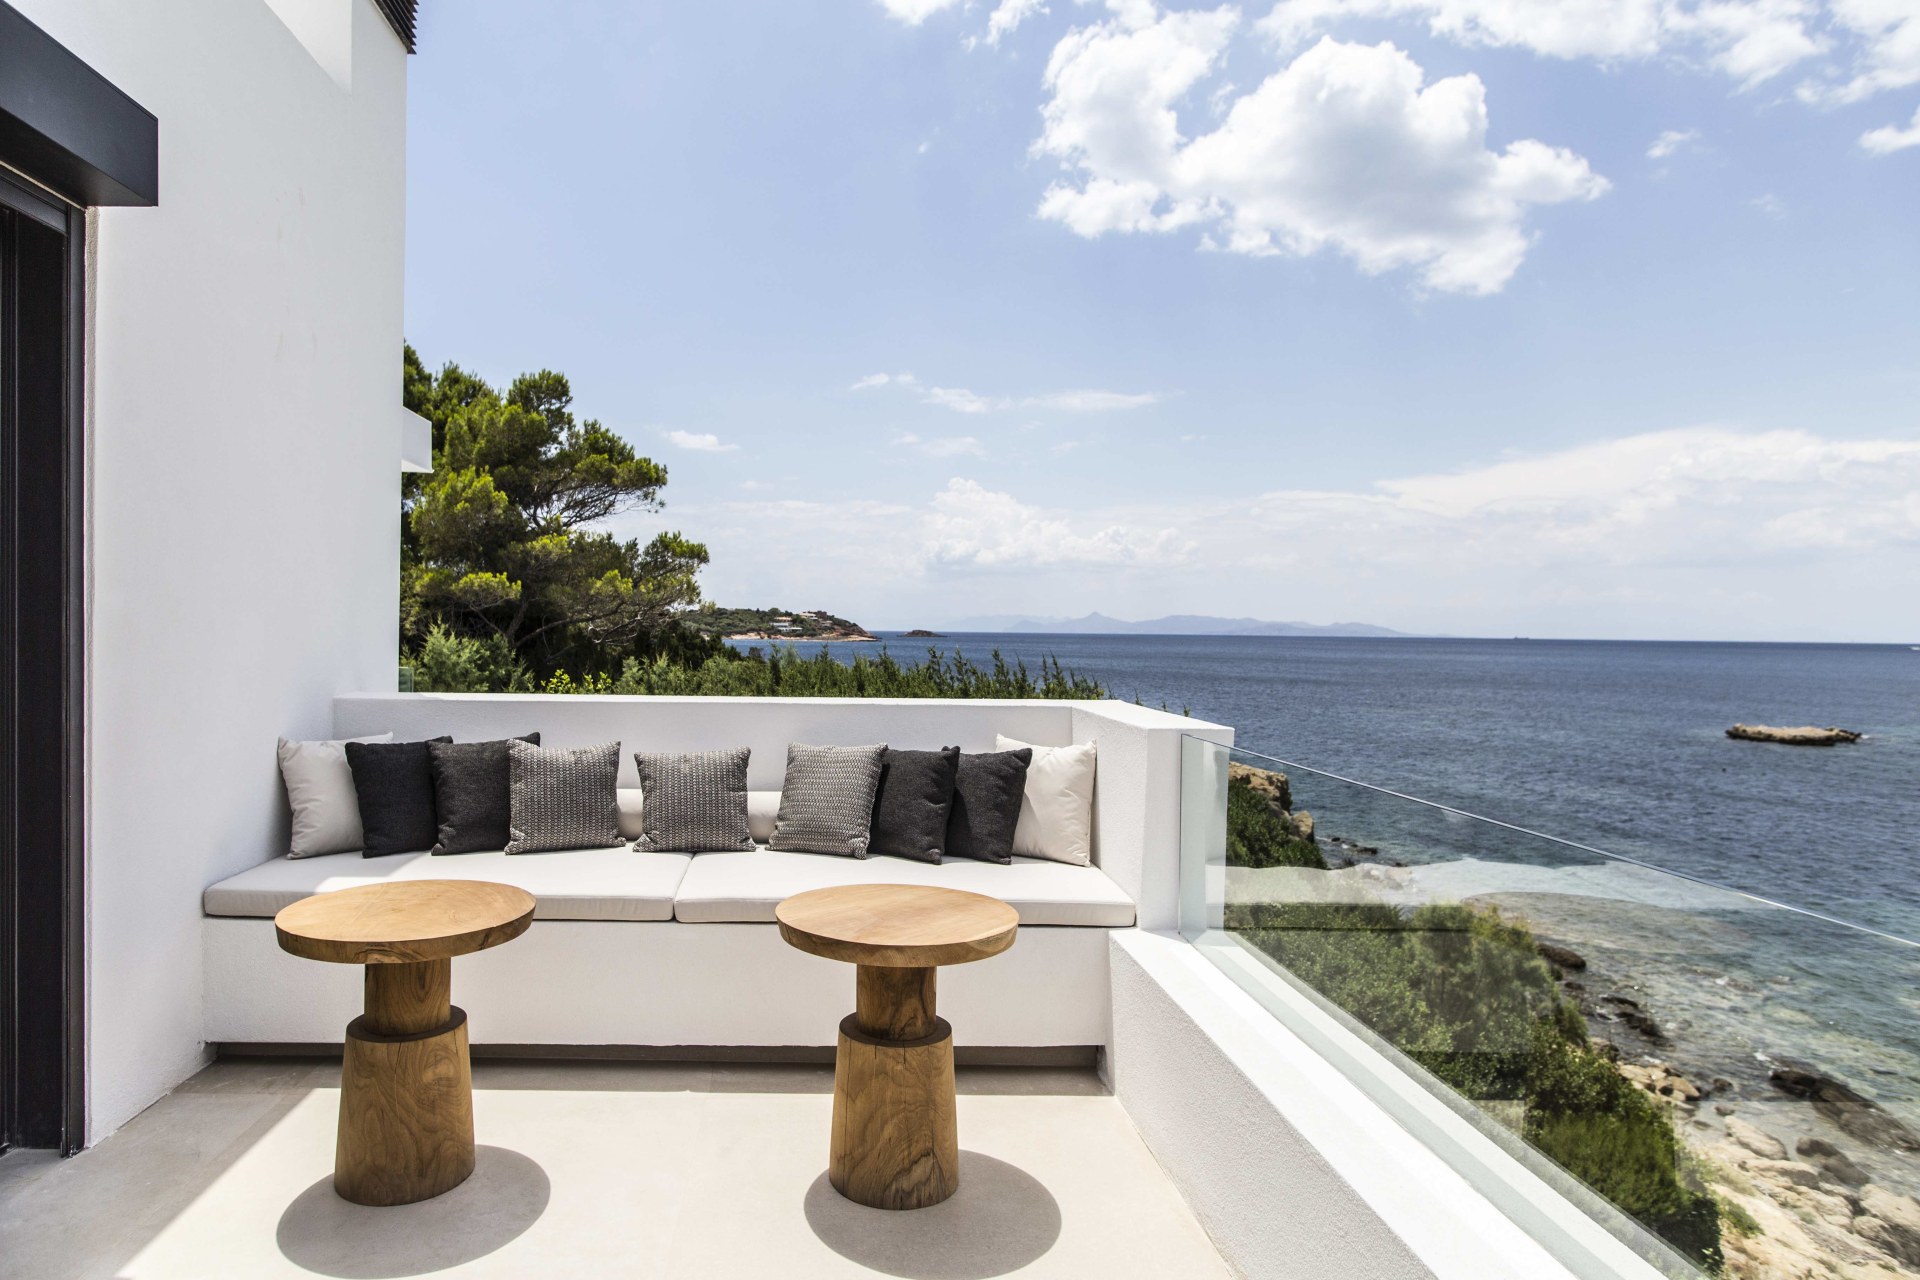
[1225,777,1327,869]
[535,645,1106,701]
[1230,898,1723,1268]
[403,625,532,692]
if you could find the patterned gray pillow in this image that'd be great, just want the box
[770,743,886,858]
[633,748,754,853]
[505,740,623,854]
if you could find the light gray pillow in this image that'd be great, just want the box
[633,749,754,853]
[278,733,393,857]
[770,743,886,858]
[505,740,623,855]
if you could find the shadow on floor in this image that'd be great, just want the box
[802,1152,1061,1280]
[275,1145,550,1279]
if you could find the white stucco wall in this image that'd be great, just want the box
[13,0,409,1143]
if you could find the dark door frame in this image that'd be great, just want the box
[0,1,156,1155]
[0,170,88,1155]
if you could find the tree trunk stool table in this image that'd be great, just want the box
[274,880,535,1207]
[775,884,1018,1210]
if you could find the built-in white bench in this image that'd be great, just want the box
[202,694,1230,1058]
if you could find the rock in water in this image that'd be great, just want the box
[1726,1115,1788,1160]
[1771,1064,1920,1150]
[1535,941,1588,972]
[1796,1136,1870,1189]
[1727,724,1862,746]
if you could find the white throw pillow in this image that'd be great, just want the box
[278,733,393,858]
[996,734,1096,867]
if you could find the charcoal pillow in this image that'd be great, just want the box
[633,748,754,853]
[945,748,1032,865]
[770,743,887,858]
[505,740,623,854]
[868,746,960,864]
[428,734,540,854]
[345,736,453,858]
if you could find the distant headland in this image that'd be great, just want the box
[940,612,1408,638]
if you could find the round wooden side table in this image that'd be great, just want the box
[274,879,535,1206]
[776,883,1018,1210]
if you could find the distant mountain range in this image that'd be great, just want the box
[939,612,1409,638]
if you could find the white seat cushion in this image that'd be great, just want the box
[203,847,691,922]
[671,847,1135,927]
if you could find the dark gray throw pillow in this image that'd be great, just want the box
[428,734,540,854]
[945,748,1032,865]
[770,743,887,858]
[869,746,960,864]
[633,748,754,852]
[505,740,622,854]
[345,736,454,858]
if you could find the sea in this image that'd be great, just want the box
[743,633,1920,938]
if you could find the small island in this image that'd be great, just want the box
[1727,724,1862,746]
[684,605,876,643]
[901,629,944,638]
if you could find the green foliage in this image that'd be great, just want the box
[536,645,1104,700]
[1230,898,1723,1269]
[1225,777,1327,869]
[401,625,532,693]
[402,344,708,680]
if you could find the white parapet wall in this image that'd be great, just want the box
[1109,930,1672,1280]
[331,694,1232,930]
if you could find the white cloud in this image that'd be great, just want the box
[925,386,1008,413]
[986,0,1049,45]
[655,426,1920,639]
[1751,192,1786,217]
[1262,1,1826,87]
[1035,18,1608,294]
[1799,0,1920,103]
[1647,127,1699,158]
[1250,426,1920,566]
[1029,388,1160,410]
[1861,103,1920,153]
[857,373,1158,413]
[924,478,1195,568]
[1258,1,1920,106]
[877,0,966,24]
[893,432,988,457]
[664,429,739,452]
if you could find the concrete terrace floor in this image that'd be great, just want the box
[0,1058,1231,1280]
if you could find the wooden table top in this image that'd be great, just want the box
[775,884,1018,968]
[275,880,535,965]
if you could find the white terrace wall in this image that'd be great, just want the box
[331,694,1233,930]
[13,0,411,1142]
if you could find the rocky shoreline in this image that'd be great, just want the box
[1546,935,1920,1278]
[1228,760,1920,1277]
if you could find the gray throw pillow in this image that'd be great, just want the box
[505,740,623,854]
[633,749,754,853]
[770,743,887,858]
[429,734,539,854]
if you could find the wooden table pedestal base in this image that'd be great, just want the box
[828,964,960,1211]
[334,959,477,1207]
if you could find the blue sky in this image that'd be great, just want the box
[405,1,1920,641]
